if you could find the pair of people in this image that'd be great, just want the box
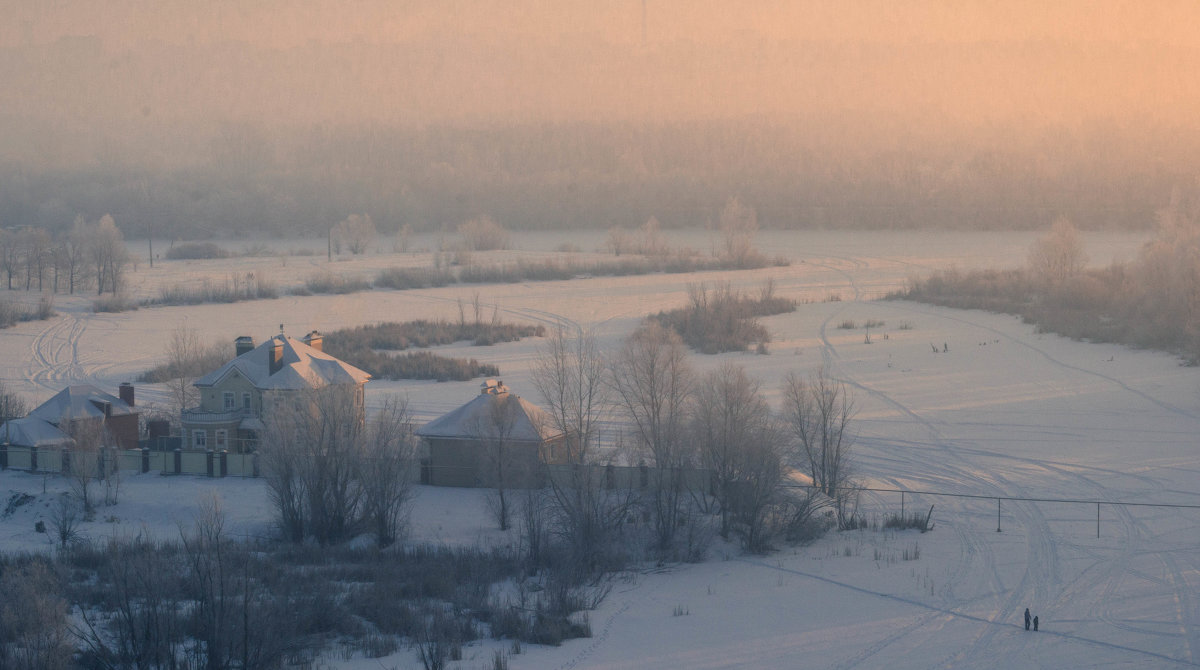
[1024,608,1039,631]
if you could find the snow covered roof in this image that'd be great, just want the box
[195,334,370,391]
[29,384,135,425]
[416,385,562,443]
[0,416,73,448]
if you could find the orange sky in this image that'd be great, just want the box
[1,1,1198,130]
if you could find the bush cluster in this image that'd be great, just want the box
[150,273,278,306]
[325,319,544,352]
[334,349,499,382]
[893,258,1200,360]
[0,533,598,669]
[0,294,55,328]
[650,281,795,354]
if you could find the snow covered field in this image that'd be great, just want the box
[4,229,1199,669]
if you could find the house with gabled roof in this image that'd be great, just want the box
[181,330,370,453]
[2,383,139,452]
[416,380,567,487]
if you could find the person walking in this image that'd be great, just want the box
[1034,616,1039,632]
[1024,608,1031,631]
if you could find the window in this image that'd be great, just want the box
[242,392,251,411]
[215,429,227,449]
[222,392,235,411]
[193,429,207,449]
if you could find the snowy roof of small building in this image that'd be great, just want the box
[416,385,562,443]
[29,385,135,425]
[0,416,73,448]
[195,334,370,391]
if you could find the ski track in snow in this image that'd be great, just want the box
[797,259,1200,667]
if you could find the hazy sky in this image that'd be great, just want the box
[2,2,1198,136]
[5,1,1196,49]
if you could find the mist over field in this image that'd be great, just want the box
[2,1,1199,238]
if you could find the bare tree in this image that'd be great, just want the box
[75,534,185,669]
[1028,216,1087,285]
[782,366,856,522]
[58,216,90,294]
[718,196,760,267]
[65,417,113,518]
[260,385,366,545]
[609,321,695,551]
[179,496,291,670]
[0,382,28,437]
[457,215,510,251]
[605,226,631,256]
[166,323,204,417]
[477,391,523,531]
[19,227,52,291]
[531,326,628,571]
[0,559,73,670]
[48,494,81,552]
[691,362,775,539]
[333,213,377,255]
[0,228,17,290]
[84,214,130,295]
[261,385,414,546]
[358,396,418,547]
[258,405,307,542]
[638,216,669,257]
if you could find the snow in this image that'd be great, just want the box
[4,229,1199,669]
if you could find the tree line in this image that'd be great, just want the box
[0,215,130,295]
[1,119,1191,240]
[896,196,1200,361]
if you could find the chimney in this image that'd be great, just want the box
[235,335,255,358]
[269,336,284,375]
[302,330,323,352]
[118,382,135,407]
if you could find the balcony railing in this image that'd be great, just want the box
[181,408,255,424]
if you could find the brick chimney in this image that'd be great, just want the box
[269,336,284,375]
[235,335,255,358]
[118,382,134,407]
[302,330,323,352]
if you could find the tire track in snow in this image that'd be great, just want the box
[740,557,1200,668]
[809,260,1060,666]
[813,281,1068,665]
[877,300,1200,422]
[28,312,89,391]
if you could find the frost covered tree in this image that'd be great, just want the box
[259,386,415,546]
[1028,216,1087,285]
[609,321,695,550]
[782,365,856,523]
[531,326,630,571]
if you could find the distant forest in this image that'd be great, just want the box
[0,119,1194,240]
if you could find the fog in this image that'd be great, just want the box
[1,1,1198,237]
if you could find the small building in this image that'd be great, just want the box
[181,330,371,453]
[13,383,141,450]
[416,380,567,488]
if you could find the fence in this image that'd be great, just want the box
[784,483,1200,539]
[0,444,260,478]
